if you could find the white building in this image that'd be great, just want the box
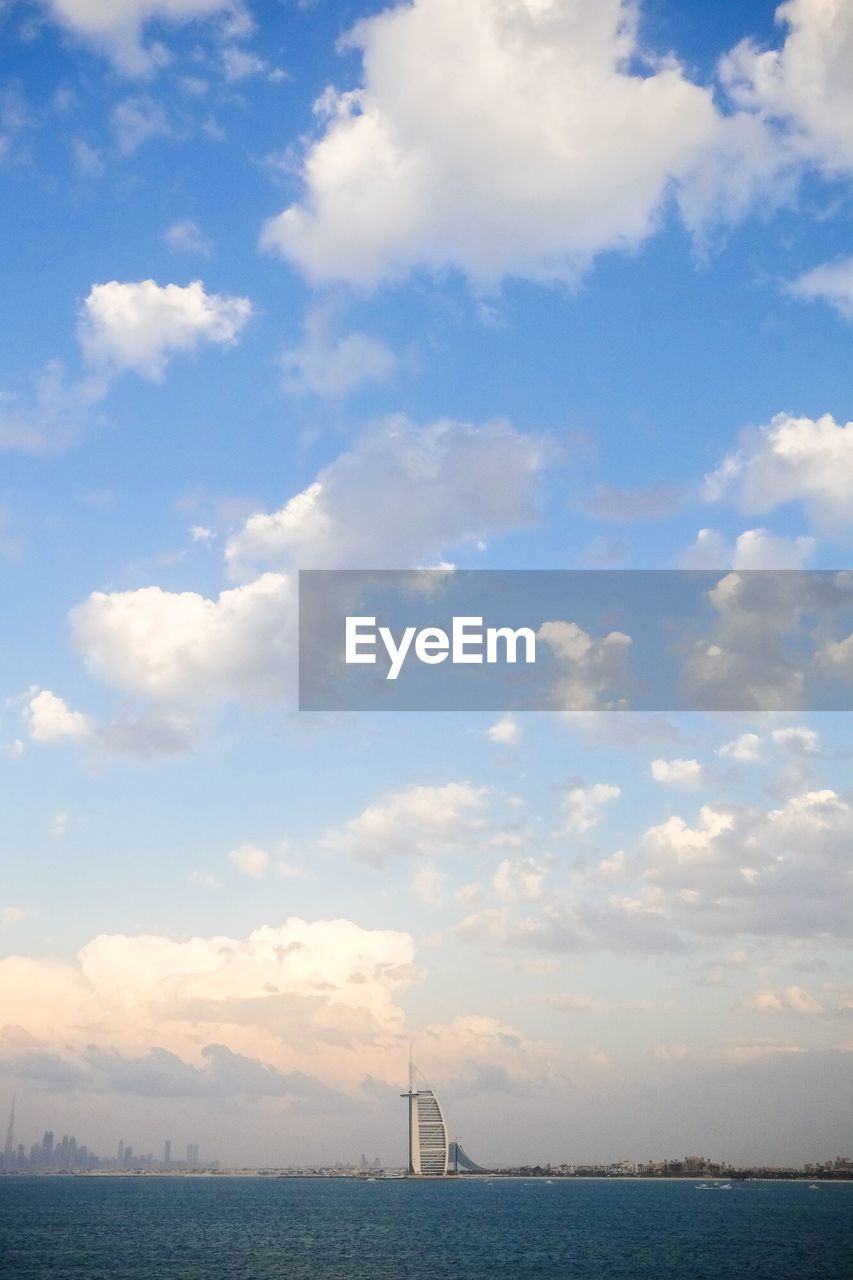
[401,1057,448,1175]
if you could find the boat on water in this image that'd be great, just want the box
[808,1184,819,1190]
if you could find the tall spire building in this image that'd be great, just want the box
[401,1051,448,1176]
[3,1094,15,1158]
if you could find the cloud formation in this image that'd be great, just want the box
[70,573,293,703]
[323,782,489,866]
[262,0,724,289]
[0,917,417,1087]
[23,689,91,743]
[705,413,853,529]
[40,0,235,75]
[225,416,543,579]
[79,280,252,382]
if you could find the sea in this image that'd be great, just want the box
[1,1176,851,1279]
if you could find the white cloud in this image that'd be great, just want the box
[563,782,620,833]
[281,305,397,397]
[492,856,547,903]
[719,732,763,763]
[70,573,293,703]
[537,621,631,710]
[681,572,814,711]
[190,524,214,544]
[41,0,235,75]
[789,256,853,319]
[720,0,853,177]
[165,219,212,256]
[70,418,542,715]
[705,413,853,528]
[634,789,853,941]
[261,0,726,289]
[23,689,91,743]
[772,725,819,754]
[228,844,271,878]
[681,526,816,569]
[323,781,488,866]
[650,757,704,787]
[79,280,252,382]
[225,416,543,580]
[486,716,519,745]
[0,917,417,1086]
[816,631,853,684]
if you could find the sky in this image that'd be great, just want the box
[1,0,852,1170]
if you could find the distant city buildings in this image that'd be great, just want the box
[0,1100,212,1174]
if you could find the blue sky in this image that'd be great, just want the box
[1,0,852,1169]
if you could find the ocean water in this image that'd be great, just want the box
[1,1176,851,1280]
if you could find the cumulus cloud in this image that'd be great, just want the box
[681,526,816,569]
[79,280,252,382]
[705,413,853,529]
[70,573,293,703]
[537,620,631,710]
[634,789,853,941]
[69,417,543,716]
[486,716,520,745]
[772,725,819,754]
[40,0,235,76]
[650,757,704,787]
[0,918,417,1088]
[492,856,548,903]
[225,416,543,580]
[23,689,91,743]
[455,783,853,957]
[281,305,397,397]
[720,0,853,177]
[718,732,763,763]
[681,572,811,711]
[323,782,489,866]
[563,782,620,833]
[261,0,728,289]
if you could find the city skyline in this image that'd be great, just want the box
[1,0,852,1172]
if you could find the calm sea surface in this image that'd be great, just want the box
[1,1176,851,1280]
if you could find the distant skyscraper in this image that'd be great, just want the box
[4,1094,15,1157]
[164,1139,171,1167]
[401,1051,448,1176]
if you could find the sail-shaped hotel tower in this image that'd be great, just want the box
[401,1055,448,1175]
